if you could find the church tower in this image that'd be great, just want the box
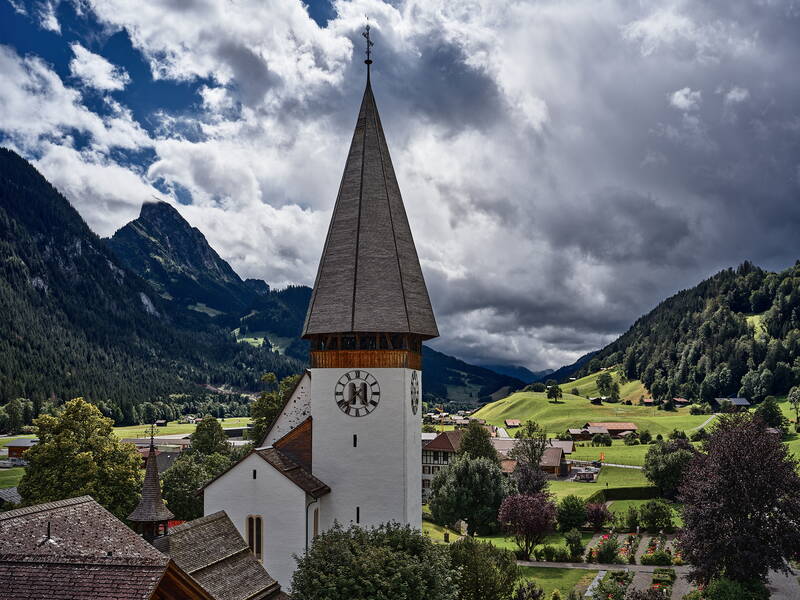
[201,27,437,589]
[302,26,438,530]
[129,435,174,542]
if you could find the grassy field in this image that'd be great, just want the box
[550,466,650,499]
[518,567,598,598]
[422,520,462,543]
[474,388,709,436]
[112,417,252,438]
[0,467,24,489]
[565,368,647,402]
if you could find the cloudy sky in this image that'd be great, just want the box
[1,0,799,371]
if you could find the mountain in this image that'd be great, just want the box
[422,347,524,408]
[107,201,254,314]
[548,351,599,384]
[0,149,303,424]
[575,261,800,403]
[481,364,552,384]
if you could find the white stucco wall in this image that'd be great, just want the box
[312,368,421,531]
[203,453,307,590]
[262,372,312,446]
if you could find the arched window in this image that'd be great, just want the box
[247,515,263,560]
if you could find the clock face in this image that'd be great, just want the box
[334,370,380,417]
[410,371,420,415]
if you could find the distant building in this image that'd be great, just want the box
[5,438,37,460]
[155,419,168,427]
[673,397,690,405]
[584,422,638,436]
[422,431,463,501]
[504,419,521,428]
[713,397,751,411]
[641,398,655,405]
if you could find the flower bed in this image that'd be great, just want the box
[650,567,676,596]
[586,533,625,564]
[618,532,642,564]
[591,570,633,600]
[640,534,673,566]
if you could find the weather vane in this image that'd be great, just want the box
[362,22,374,68]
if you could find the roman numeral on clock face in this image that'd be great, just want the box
[334,370,380,417]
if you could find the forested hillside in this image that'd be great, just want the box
[578,261,800,403]
[0,149,303,426]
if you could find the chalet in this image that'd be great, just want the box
[714,397,751,411]
[673,397,690,405]
[568,426,609,440]
[584,422,637,437]
[5,438,37,460]
[641,398,655,406]
[504,419,521,428]
[155,419,168,427]
[539,446,568,475]
[422,430,463,500]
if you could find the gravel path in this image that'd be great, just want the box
[635,534,652,563]
[767,567,800,599]
[691,414,717,430]
[516,560,690,574]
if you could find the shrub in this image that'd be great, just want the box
[703,577,769,600]
[595,533,623,563]
[512,582,544,600]
[639,550,672,565]
[556,495,587,532]
[690,404,705,415]
[623,435,639,446]
[639,430,652,444]
[586,503,612,530]
[639,499,673,532]
[690,427,708,442]
[563,528,585,560]
[541,544,557,562]
[549,591,562,600]
[592,433,613,447]
[624,505,639,532]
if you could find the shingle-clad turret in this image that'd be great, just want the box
[128,438,173,541]
[302,75,438,340]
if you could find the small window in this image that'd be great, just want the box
[252,469,257,480]
[313,508,319,538]
[356,506,360,524]
[353,434,358,448]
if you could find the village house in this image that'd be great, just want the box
[5,437,37,460]
[714,397,751,411]
[585,422,638,437]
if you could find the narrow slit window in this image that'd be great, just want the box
[353,434,358,447]
[356,506,360,524]
[252,469,257,480]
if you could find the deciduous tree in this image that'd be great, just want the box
[678,413,800,584]
[191,415,229,455]
[17,398,143,520]
[643,439,695,499]
[429,455,508,536]
[291,523,456,600]
[458,420,498,462]
[586,503,612,531]
[450,536,519,600]
[556,494,587,532]
[498,493,556,559]
[161,452,231,520]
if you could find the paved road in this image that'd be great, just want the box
[516,559,691,574]
[691,414,718,430]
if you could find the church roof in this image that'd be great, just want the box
[128,440,174,523]
[154,511,282,600]
[302,76,438,339]
[255,447,331,499]
[0,496,169,600]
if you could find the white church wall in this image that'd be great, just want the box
[203,452,306,590]
[263,371,312,447]
[311,367,419,531]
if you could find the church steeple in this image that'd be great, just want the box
[128,430,174,542]
[302,28,438,369]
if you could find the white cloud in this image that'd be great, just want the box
[670,87,702,111]
[37,1,60,33]
[69,43,130,91]
[724,85,750,105]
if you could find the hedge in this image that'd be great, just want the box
[584,485,660,505]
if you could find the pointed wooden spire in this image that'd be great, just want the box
[128,430,173,540]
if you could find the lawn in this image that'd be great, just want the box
[422,519,461,543]
[0,467,24,489]
[112,417,252,438]
[564,368,647,403]
[478,530,595,555]
[549,466,650,500]
[607,498,684,528]
[518,567,598,598]
[473,387,711,436]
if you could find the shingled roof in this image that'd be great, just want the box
[256,447,331,499]
[302,75,438,339]
[154,512,282,600]
[128,439,174,523]
[0,496,168,600]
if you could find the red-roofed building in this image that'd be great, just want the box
[504,419,521,428]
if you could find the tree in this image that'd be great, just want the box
[546,384,563,402]
[291,523,456,600]
[563,528,585,560]
[5,398,24,434]
[250,372,301,445]
[512,462,549,496]
[586,503,611,530]
[191,415,229,455]
[638,499,673,532]
[529,382,546,392]
[556,495,587,532]
[639,429,652,444]
[422,423,437,433]
[596,372,613,396]
[429,455,508,536]
[678,413,800,584]
[498,493,556,559]
[458,420,498,462]
[788,386,800,424]
[161,452,231,520]
[754,396,787,432]
[17,398,143,520]
[591,433,612,447]
[643,439,695,499]
[450,536,519,600]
